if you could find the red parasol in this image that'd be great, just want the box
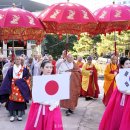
[38,2,97,37]
[0,4,45,45]
[94,3,130,55]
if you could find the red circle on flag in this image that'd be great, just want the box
[45,80,59,95]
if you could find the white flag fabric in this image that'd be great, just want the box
[116,68,130,95]
[32,73,71,103]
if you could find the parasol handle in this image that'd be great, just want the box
[114,41,117,56]
[114,32,117,56]
[12,40,15,62]
[65,34,69,55]
[67,0,70,2]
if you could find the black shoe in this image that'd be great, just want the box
[85,97,93,101]
[65,110,71,116]
[68,109,74,114]
[79,95,83,97]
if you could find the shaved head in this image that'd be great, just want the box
[66,54,74,63]
[111,55,118,64]
[111,55,117,60]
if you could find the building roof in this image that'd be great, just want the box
[0,0,48,12]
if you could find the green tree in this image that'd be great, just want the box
[42,34,77,59]
[72,34,94,57]
[92,35,101,44]
[97,31,129,56]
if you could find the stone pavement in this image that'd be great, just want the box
[0,79,105,130]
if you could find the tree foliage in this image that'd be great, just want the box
[97,31,130,56]
[41,31,130,59]
[71,34,101,58]
[72,34,94,57]
[41,34,77,59]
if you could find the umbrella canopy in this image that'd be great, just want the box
[0,6,45,44]
[94,3,130,34]
[38,2,97,36]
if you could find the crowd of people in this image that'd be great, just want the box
[0,51,129,130]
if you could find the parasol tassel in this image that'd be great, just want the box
[77,35,80,40]
[4,40,8,44]
[24,41,27,46]
[58,34,62,40]
[18,40,22,44]
[11,49,15,62]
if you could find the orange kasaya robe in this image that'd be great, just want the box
[103,63,119,106]
[76,61,84,96]
[60,63,81,110]
[81,63,99,98]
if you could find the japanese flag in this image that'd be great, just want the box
[32,73,71,103]
[116,68,130,95]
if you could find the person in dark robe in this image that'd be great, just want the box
[0,55,7,85]
[0,56,31,122]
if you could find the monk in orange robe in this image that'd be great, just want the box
[81,56,99,100]
[76,56,84,96]
[103,55,119,106]
[76,56,84,69]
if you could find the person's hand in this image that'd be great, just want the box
[49,101,59,111]
[90,70,93,75]
[90,70,93,73]
[49,105,55,111]
[126,90,130,95]
[114,71,117,75]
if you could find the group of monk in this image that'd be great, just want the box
[0,47,124,130]
[76,54,119,107]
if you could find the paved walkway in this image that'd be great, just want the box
[0,79,105,130]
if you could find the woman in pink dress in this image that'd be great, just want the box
[24,60,63,130]
[99,57,130,130]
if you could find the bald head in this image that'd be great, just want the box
[111,55,118,64]
[48,55,53,61]
[66,54,74,63]
[77,56,83,62]
[15,56,21,66]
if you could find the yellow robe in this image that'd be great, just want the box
[82,63,94,91]
[103,63,118,95]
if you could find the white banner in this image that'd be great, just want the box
[32,73,71,103]
[116,68,130,94]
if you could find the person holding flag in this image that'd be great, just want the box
[99,57,130,130]
[24,60,63,130]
